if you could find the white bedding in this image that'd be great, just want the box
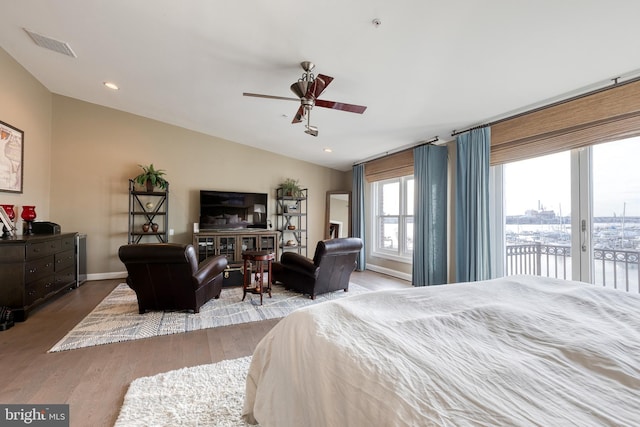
[242,275,640,426]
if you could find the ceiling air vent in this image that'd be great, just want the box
[24,28,77,58]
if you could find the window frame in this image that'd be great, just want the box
[370,175,414,263]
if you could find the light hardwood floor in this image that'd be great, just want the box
[0,270,410,427]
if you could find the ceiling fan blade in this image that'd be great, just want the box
[309,74,333,99]
[243,92,299,102]
[292,105,305,124]
[316,74,333,90]
[315,99,367,114]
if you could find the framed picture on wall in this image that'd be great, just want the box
[0,120,24,193]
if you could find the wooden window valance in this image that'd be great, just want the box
[364,149,414,182]
[490,78,640,165]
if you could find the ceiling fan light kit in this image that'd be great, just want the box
[243,61,367,136]
[305,125,318,137]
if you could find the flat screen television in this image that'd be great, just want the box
[199,190,268,230]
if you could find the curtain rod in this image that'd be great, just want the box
[352,136,439,167]
[450,73,640,137]
[451,123,489,137]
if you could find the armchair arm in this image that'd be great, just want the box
[194,255,228,284]
[281,252,318,276]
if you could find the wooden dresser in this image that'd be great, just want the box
[0,233,77,321]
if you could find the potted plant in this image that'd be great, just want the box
[134,164,168,191]
[280,178,302,197]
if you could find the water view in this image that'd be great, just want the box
[505,212,640,294]
[506,218,640,251]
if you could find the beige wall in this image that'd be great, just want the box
[50,96,348,274]
[0,48,53,222]
[1,47,349,276]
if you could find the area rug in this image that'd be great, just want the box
[49,283,367,352]
[114,356,255,427]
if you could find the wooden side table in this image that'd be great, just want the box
[242,250,275,305]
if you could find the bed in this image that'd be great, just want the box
[242,275,640,426]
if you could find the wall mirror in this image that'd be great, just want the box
[325,191,351,239]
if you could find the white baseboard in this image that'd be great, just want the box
[366,264,412,282]
[86,271,127,282]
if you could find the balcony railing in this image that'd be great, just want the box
[506,243,640,294]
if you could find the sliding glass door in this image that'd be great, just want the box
[499,136,640,293]
[590,137,640,292]
[503,151,572,280]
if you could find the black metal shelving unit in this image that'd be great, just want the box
[276,187,307,257]
[128,179,169,244]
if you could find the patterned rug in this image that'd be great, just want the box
[114,356,255,427]
[49,283,367,352]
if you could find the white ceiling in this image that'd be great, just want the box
[2,1,640,171]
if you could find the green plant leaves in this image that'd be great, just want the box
[134,163,168,189]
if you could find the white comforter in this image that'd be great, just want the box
[242,275,640,426]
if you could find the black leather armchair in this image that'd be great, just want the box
[118,243,228,313]
[271,237,363,299]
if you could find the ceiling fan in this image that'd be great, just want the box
[243,61,367,136]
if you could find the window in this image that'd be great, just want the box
[497,136,640,293]
[503,151,572,280]
[372,176,414,261]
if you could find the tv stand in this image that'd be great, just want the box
[193,229,279,265]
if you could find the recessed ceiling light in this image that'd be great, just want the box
[103,82,119,90]
[323,148,333,153]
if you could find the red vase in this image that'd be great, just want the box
[1,204,15,220]
[1,204,15,237]
[21,205,36,235]
[21,206,36,221]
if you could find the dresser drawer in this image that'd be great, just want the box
[55,249,75,271]
[24,281,39,306]
[54,267,76,290]
[25,255,55,283]
[24,276,54,306]
[26,239,61,260]
[61,236,75,252]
